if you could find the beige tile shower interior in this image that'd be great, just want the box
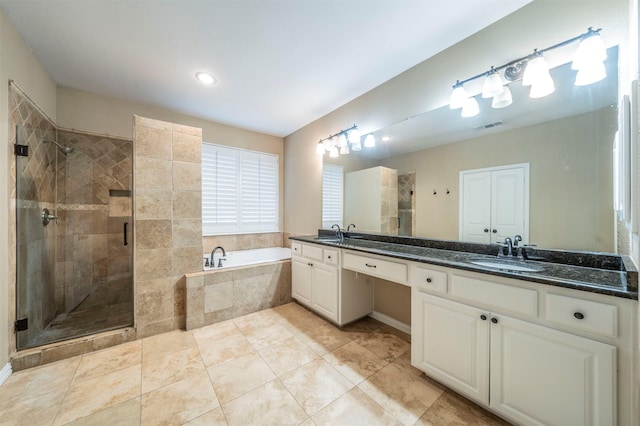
[0,302,509,426]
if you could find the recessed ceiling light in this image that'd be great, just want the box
[195,72,217,85]
[382,136,391,142]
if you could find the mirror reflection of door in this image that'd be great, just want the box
[459,163,529,244]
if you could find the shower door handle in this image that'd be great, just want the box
[124,222,128,246]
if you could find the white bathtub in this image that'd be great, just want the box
[204,247,291,270]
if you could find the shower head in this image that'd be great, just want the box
[43,139,73,155]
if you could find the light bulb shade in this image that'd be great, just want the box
[329,146,339,158]
[522,55,551,86]
[449,84,468,109]
[482,72,504,98]
[364,134,375,148]
[316,141,325,155]
[461,97,479,118]
[351,140,362,151]
[491,86,512,108]
[337,133,348,147]
[529,75,555,98]
[339,144,350,155]
[575,60,606,86]
[572,34,607,70]
[348,128,361,144]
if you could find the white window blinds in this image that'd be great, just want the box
[202,143,279,235]
[322,163,343,228]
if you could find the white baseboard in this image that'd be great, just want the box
[368,311,411,335]
[0,363,12,386]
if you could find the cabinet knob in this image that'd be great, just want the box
[492,229,498,234]
[491,317,499,324]
[483,228,489,233]
[307,262,313,267]
[328,255,332,259]
[480,314,487,321]
[426,278,432,283]
[573,312,585,320]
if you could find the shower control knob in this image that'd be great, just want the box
[41,208,59,226]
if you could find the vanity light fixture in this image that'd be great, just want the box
[316,124,370,157]
[364,134,376,148]
[195,71,217,85]
[449,27,607,117]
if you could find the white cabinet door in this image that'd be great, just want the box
[491,167,526,243]
[460,171,492,243]
[490,314,616,426]
[291,257,312,306]
[311,263,338,322]
[459,164,529,244]
[412,292,490,405]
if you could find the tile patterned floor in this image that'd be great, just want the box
[0,302,510,425]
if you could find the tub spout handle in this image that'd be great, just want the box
[217,257,226,268]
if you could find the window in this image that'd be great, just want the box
[322,163,343,228]
[202,143,279,235]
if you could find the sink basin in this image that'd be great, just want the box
[469,258,544,273]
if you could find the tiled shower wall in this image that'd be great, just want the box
[133,116,203,338]
[380,166,398,235]
[398,173,415,237]
[56,130,133,313]
[9,86,58,349]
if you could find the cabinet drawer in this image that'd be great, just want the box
[450,275,538,318]
[545,294,617,338]
[410,264,447,295]
[291,242,302,257]
[302,244,323,261]
[343,252,407,283]
[324,249,339,266]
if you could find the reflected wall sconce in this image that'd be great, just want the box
[317,125,373,157]
[449,27,607,118]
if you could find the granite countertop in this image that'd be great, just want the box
[290,234,639,300]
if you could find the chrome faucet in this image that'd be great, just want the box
[331,224,343,243]
[347,223,356,232]
[210,246,226,268]
[498,237,513,257]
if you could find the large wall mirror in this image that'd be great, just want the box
[323,2,632,254]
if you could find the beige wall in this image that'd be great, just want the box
[0,8,58,368]
[381,107,616,252]
[284,1,630,324]
[284,0,629,236]
[57,87,285,234]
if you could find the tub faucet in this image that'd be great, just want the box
[211,246,226,268]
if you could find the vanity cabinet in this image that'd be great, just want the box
[292,242,338,322]
[412,276,618,426]
[292,242,373,325]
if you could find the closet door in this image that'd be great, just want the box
[459,164,528,245]
[460,171,492,243]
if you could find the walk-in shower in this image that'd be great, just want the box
[14,123,133,350]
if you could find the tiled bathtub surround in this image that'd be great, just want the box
[202,232,283,253]
[185,260,292,330]
[133,116,203,338]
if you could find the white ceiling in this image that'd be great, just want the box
[0,0,531,137]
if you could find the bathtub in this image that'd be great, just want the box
[188,246,293,330]
[204,247,291,270]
